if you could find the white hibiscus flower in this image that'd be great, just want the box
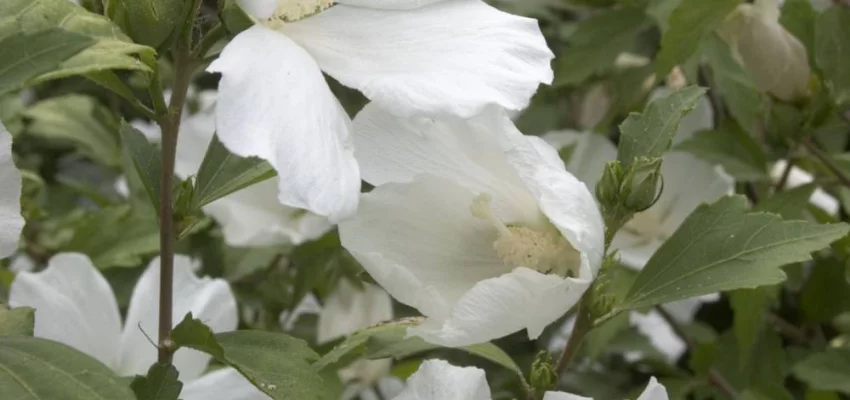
[0,121,24,259]
[339,105,604,347]
[394,359,668,400]
[211,0,555,221]
[9,253,267,400]
[770,160,839,215]
[131,90,332,247]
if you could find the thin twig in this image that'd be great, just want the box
[802,138,850,189]
[774,157,795,192]
[766,313,808,344]
[554,302,592,376]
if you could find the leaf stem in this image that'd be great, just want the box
[554,302,591,377]
[802,138,850,188]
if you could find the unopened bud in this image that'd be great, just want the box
[595,161,624,208]
[622,157,663,212]
[530,351,557,393]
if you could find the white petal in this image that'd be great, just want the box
[115,256,238,379]
[8,254,35,273]
[637,377,669,400]
[173,109,216,179]
[0,121,23,258]
[771,160,839,215]
[203,179,333,247]
[542,392,592,400]
[340,175,510,323]
[503,134,606,278]
[542,130,617,195]
[317,280,393,343]
[410,267,592,347]
[284,0,553,118]
[339,359,393,387]
[336,0,446,9]
[130,119,162,143]
[394,359,491,400]
[279,293,322,331]
[236,0,278,19]
[209,26,359,221]
[181,368,270,400]
[352,103,538,223]
[629,310,686,363]
[9,253,122,367]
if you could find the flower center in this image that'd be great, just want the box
[470,194,581,277]
[265,0,335,27]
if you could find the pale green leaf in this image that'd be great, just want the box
[619,195,849,310]
[780,0,817,58]
[655,0,742,75]
[130,363,182,400]
[62,205,160,269]
[0,305,34,337]
[0,29,93,96]
[24,94,121,167]
[815,6,850,105]
[755,184,817,220]
[171,313,225,359]
[193,134,275,208]
[793,349,850,394]
[729,288,771,367]
[675,123,768,181]
[617,85,707,168]
[121,121,162,213]
[0,336,136,400]
[553,8,652,86]
[107,0,188,49]
[704,35,765,132]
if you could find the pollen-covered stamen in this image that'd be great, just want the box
[470,193,581,277]
[266,0,335,26]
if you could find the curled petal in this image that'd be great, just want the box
[0,121,23,258]
[395,359,491,400]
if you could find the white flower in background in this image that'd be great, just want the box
[212,0,554,221]
[393,359,668,400]
[0,121,24,259]
[9,253,267,400]
[718,0,811,101]
[131,90,332,247]
[628,293,719,363]
[339,105,604,347]
[770,160,839,215]
[317,279,398,399]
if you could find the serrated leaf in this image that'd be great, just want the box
[193,134,275,208]
[62,205,159,269]
[755,184,817,220]
[130,363,182,400]
[619,195,849,310]
[121,121,162,213]
[0,0,154,81]
[793,349,850,394]
[675,123,768,181]
[704,35,765,132]
[24,94,121,167]
[655,0,742,75]
[0,305,34,337]
[0,29,93,96]
[171,313,225,359]
[553,8,652,86]
[815,6,850,106]
[0,336,136,399]
[617,85,707,168]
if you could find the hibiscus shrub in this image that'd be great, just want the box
[1,0,850,399]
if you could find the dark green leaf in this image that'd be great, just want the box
[0,29,93,96]
[675,123,768,181]
[793,349,850,394]
[801,258,850,323]
[193,134,275,208]
[107,0,188,49]
[619,195,849,310]
[63,205,159,269]
[815,5,850,105]
[729,288,771,367]
[780,0,817,59]
[218,0,254,35]
[755,184,818,220]
[704,35,765,132]
[171,313,225,359]
[655,0,742,75]
[121,121,161,213]
[617,85,707,168]
[130,363,182,400]
[0,336,136,399]
[0,305,34,337]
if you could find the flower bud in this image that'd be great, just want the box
[595,160,624,209]
[622,157,663,212]
[718,0,811,101]
[530,351,557,393]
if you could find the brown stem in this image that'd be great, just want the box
[802,138,850,189]
[766,313,808,344]
[554,302,592,376]
[774,157,795,192]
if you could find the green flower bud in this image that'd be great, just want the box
[530,351,557,394]
[595,160,624,209]
[622,157,663,212]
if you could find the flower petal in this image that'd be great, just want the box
[656,153,734,234]
[336,0,446,9]
[236,0,278,19]
[542,130,617,195]
[340,175,509,322]
[317,280,393,343]
[284,0,553,118]
[352,103,538,223]
[181,368,270,400]
[629,310,686,363]
[771,160,839,215]
[542,392,592,400]
[208,26,359,221]
[410,267,591,346]
[0,121,23,258]
[637,377,669,400]
[203,179,333,246]
[115,256,238,379]
[395,359,491,400]
[9,253,122,368]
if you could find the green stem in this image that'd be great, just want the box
[192,23,226,60]
[802,138,850,189]
[554,301,591,376]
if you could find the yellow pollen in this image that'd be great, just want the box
[266,0,335,26]
[470,194,581,277]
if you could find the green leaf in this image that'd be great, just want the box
[0,305,34,336]
[729,288,771,367]
[619,195,849,310]
[130,363,182,400]
[793,349,850,394]
[0,29,93,96]
[171,313,225,359]
[0,0,154,81]
[121,121,162,213]
[655,0,742,75]
[780,0,817,59]
[675,123,768,181]
[704,35,765,132]
[815,5,850,106]
[553,8,652,86]
[755,184,817,220]
[24,94,122,167]
[193,134,276,208]
[218,0,254,35]
[107,0,188,49]
[62,205,160,269]
[800,258,850,323]
[617,85,707,168]
[0,336,136,399]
